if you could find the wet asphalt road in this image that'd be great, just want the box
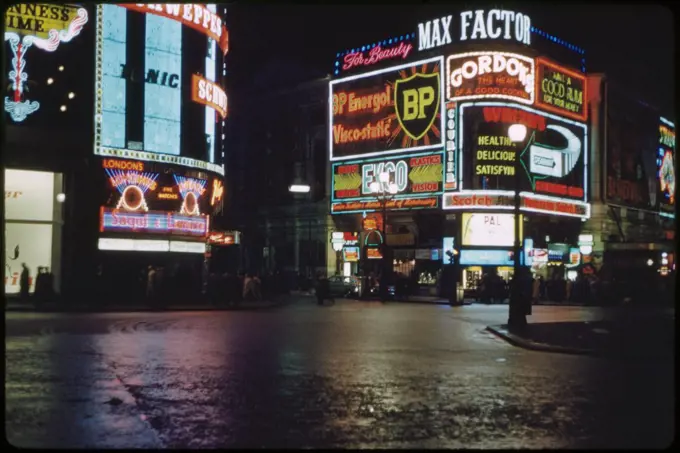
[5,298,674,449]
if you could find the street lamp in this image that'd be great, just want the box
[289,182,313,278]
[289,184,311,193]
[508,124,528,330]
[370,172,398,302]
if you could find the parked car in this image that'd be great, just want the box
[328,275,360,297]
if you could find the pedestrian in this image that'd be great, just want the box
[532,275,540,305]
[243,273,253,301]
[19,263,30,303]
[316,275,333,306]
[252,273,263,301]
[146,265,157,306]
[34,267,46,307]
[566,278,573,302]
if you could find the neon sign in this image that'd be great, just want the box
[100,207,209,237]
[329,57,445,161]
[119,4,228,55]
[442,191,590,219]
[334,85,392,116]
[535,58,587,122]
[331,196,439,214]
[173,175,207,216]
[105,169,159,212]
[94,4,225,175]
[332,152,444,201]
[446,52,535,104]
[102,159,145,172]
[4,4,88,122]
[343,42,413,71]
[210,179,224,206]
[658,120,675,208]
[191,74,227,118]
[418,10,532,52]
[458,102,588,204]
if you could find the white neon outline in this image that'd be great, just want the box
[328,56,445,162]
[96,147,225,175]
[660,117,675,128]
[457,101,588,203]
[445,51,535,104]
[94,5,224,175]
[331,150,444,202]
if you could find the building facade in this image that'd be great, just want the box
[325,8,675,302]
[227,63,336,280]
[3,4,229,303]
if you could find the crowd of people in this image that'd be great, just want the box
[17,263,56,306]
[474,271,611,306]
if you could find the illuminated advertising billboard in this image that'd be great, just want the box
[658,118,675,216]
[461,213,521,247]
[331,151,443,214]
[332,151,444,198]
[329,56,445,161]
[534,58,587,122]
[446,51,535,105]
[605,89,661,212]
[98,158,224,238]
[4,4,89,123]
[442,191,590,218]
[93,4,226,174]
[458,102,588,203]
[459,249,516,266]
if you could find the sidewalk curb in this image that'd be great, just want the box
[485,324,595,356]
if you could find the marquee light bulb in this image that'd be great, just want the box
[47,78,54,85]
[60,105,67,112]
[68,92,75,99]
[58,65,64,71]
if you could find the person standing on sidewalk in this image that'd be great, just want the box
[532,275,540,305]
[316,275,332,306]
[146,266,157,307]
[19,263,30,303]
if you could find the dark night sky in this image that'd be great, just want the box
[225,3,674,116]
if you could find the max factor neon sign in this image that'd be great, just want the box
[4,5,88,122]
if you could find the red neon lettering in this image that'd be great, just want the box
[482,107,546,131]
[337,165,359,174]
[536,180,584,198]
[342,42,413,71]
[607,177,642,203]
[336,189,360,198]
[410,155,442,166]
[412,182,438,193]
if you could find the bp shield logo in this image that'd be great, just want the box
[394,72,440,141]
